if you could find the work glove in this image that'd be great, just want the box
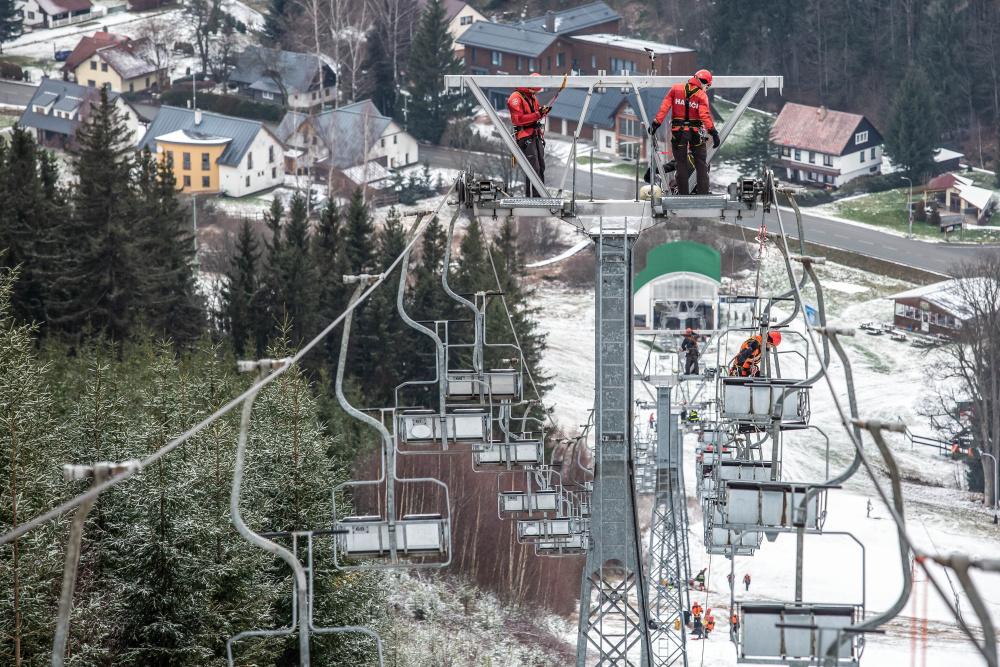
[709,129,720,148]
[648,120,661,136]
[540,105,551,116]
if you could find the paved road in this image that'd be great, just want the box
[418,143,998,276]
[0,80,37,108]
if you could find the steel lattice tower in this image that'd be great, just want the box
[576,229,652,666]
[646,384,692,666]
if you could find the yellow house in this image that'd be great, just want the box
[74,37,167,94]
[155,129,231,194]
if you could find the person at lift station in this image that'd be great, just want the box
[648,69,719,195]
[508,72,551,197]
[744,573,751,591]
[682,327,700,375]
[694,568,707,590]
[729,331,782,377]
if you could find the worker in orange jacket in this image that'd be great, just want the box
[691,601,703,621]
[729,331,781,377]
[507,72,551,197]
[648,69,719,195]
[705,613,716,636]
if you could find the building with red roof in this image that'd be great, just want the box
[771,102,883,188]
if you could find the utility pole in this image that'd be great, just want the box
[977,448,998,524]
[902,176,913,238]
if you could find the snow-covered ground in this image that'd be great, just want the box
[530,246,1000,666]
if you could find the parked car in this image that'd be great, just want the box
[54,50,73,62]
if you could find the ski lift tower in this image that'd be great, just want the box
[445,72,782,667]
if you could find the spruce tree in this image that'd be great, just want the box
[342,188,376,274]
[738,115,776,177]
[312,200,346,367]
[0,0,22,54]
[221,219,265,356]
[406,0,464,143]
[65,85,140,341]
[884,67,939,180]
[276,193,319,344]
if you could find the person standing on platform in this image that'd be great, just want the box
[507,72,551,197]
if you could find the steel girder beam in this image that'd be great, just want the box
[577,229,652,667]
[444,75,783,91]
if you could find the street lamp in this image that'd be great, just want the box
[901,176,913,238]
[975,447,998,524]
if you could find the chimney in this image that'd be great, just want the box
[194,108,202,125]
[545,10,555,32]
[818,105,828,121]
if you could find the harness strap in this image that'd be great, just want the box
[512,90,542,133]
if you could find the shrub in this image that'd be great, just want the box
[0,61,23,81]
[158,90,285,122]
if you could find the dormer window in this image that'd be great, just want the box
[855,130,868,144]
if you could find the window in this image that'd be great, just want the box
[405,152,409,163]
[393,135,397,144]
[794,149,801,161]
[591,54,596,69]
[556,52,565,67]
[312,136,317,146]
[129,82,134,92]
[618,117,640,138]
[781,146,790,157]
[823,154,833,166]
[492,51,502,66]
[471,47,477,62]
[202,176,210,187]
[27,10,34,18]
[610,57,636,73]
[528,58,535,72]
[269,146,274,162]
[546,56,551,70]
[311,92,317,100]
[470,66,490,75]
[605,135,611,148]
[247,152,253,169]
[100,62,107,72]
[200,153,209,170]
[166,151,173,165]
[860,150,865,163]
[272,167,277,178]
[183,175,191,187]
[808,151,815,164]
[460,15,473,24]
[88,80,95,87]
[380,138,385,148]
[90,61,96,70]
[870,147,876,159]
[182,152,191,170]
[855,130,868,144]
[516,56,522,71]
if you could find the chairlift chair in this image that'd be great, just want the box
[737,602,860,665]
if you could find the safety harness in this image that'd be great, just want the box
[512,90,544,137]
[671,83,703,131]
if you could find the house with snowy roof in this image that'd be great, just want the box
[72,37,169,94]
[17,0,103,29]
[229,46,337,108]
[138,106,286,198]
[922,173,997,226]
[61,32,128,79]
[275,100,418,176]
[19,78,144,150]
[888,278,995,335]
[771,103,883,188]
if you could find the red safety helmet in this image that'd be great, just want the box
[695,69,713,87]
[686,327,692,333]
[767,331,782,346]
[529,72,542,92]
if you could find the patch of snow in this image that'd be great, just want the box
[821,280,870,294]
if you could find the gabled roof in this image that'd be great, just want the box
[887,278,997,319]
[416,0,472,21]
[230,46,332,96]
[926,173,971,190]
[520,1,621,34]
[96,38,163,80]
[955,183,996,210]
[541,86,672,130]
[19,78,112,137]
[63,33,122,72]
[456,21,558,57]
[571,33,693,54]
[276,100,393,170]
[138,107,279,167]
[771,102,876,155]
[37,0,91,15]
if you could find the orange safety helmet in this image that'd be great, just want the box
[767,331,782,346]
[686,327,692,333]
[529,72,542,92]
[695,69,713,87]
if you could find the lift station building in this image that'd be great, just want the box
[633,241,721,332]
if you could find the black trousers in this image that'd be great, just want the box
[517,134,545,197]
[685,355,699,375]
[671,129,709,195]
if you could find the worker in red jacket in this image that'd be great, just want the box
[507,72,551,197]
[648,69,719,195]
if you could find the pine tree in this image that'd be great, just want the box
[0,0,22,54]
[221,219,266,356]
[884,66,939,180]
[311,200,346,368]
[342,188,376,274]
[737,115,776,177]
[260,193,318,346]
[64,85,140,341]
[406,0,464,143]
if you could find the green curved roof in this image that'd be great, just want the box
[634,241,721,293]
